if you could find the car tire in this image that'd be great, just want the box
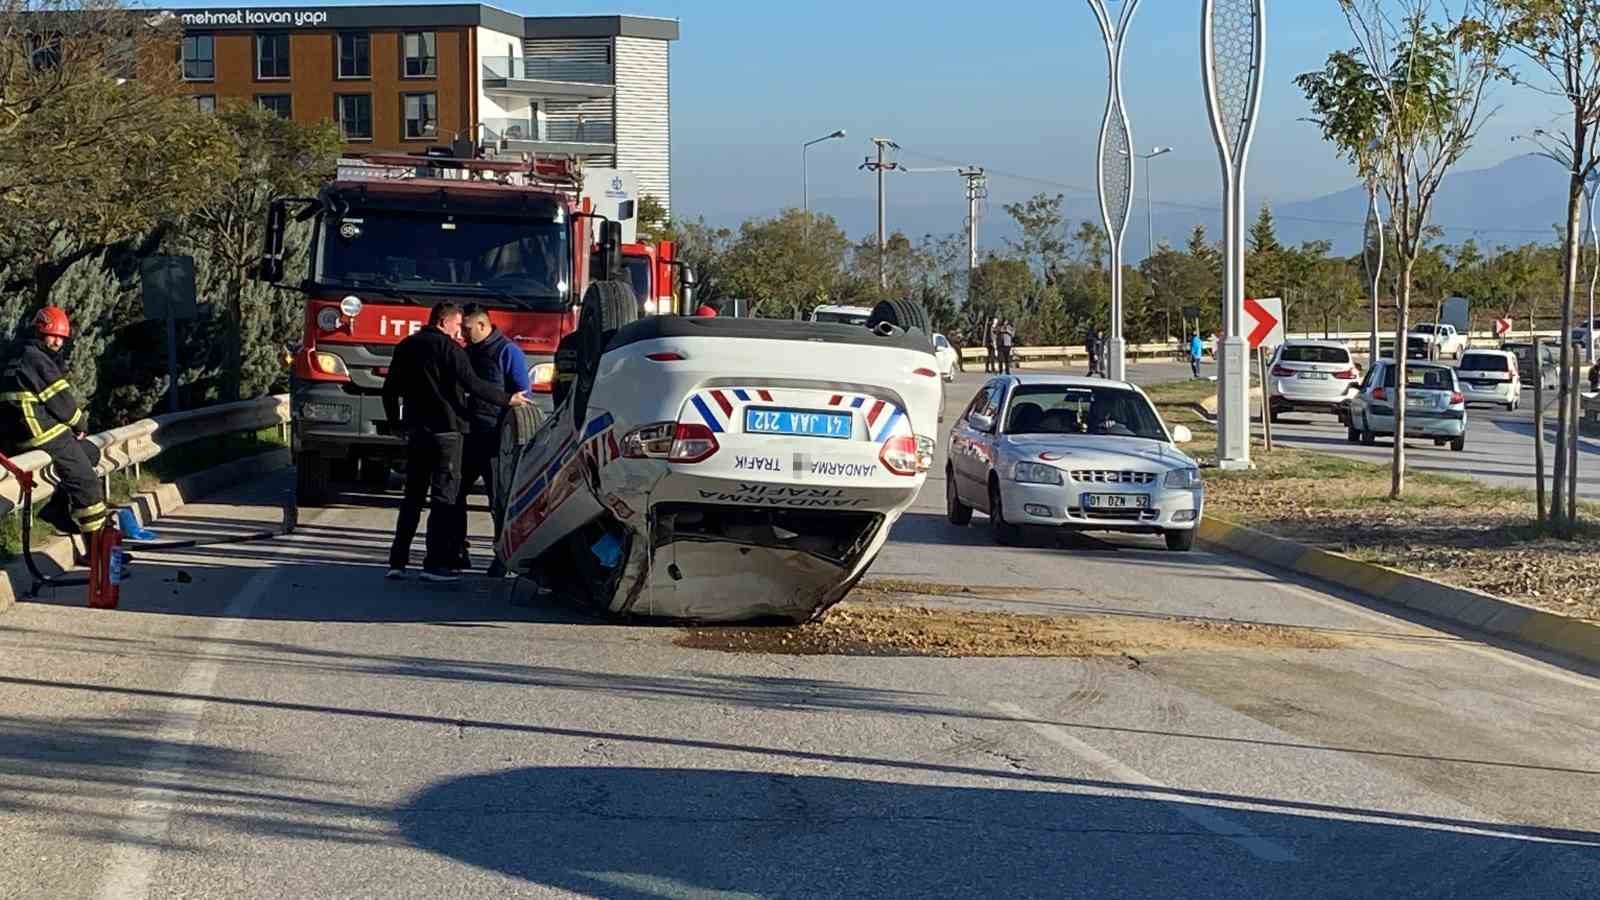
[295,452,331,507]
[988,481,1019,546]
[1164,529,1195,552]
[946,469,972,526]
[1359,417,1376,445]
[867,298,931,336]
[572,280,640,424]
[1347,425,1360,444]
[495,404,547,524]
[1451,435,1466,452]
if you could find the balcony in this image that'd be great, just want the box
[481,117,615,155]
[481,56,613,100]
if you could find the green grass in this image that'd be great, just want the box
[1141,379,1223,406]
[0,425,287,561]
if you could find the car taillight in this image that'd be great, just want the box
[1271,365,1295,377]
[530,363,555,394]
[1450,391,1464,405]
[669,423,719,463]
[913,367,938,378]
[1373,387,1387,401]
[623,422,676,458]
[646,351,685,361]
[879,435,919,476]
[1334,368,1357,380]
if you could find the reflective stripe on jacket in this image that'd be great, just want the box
[0,340,87,451]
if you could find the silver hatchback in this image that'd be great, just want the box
[1347,362,1467,452]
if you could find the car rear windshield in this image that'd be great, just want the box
[1459,354,1509,372]
[1382,366,1457,390]
[813,310,870,326]
[1279,345,1350,364]
[1004,385,1167,442]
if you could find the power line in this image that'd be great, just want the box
[895,146,1560,241]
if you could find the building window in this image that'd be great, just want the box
[257,94,292,119]
[337,94,373,141]
[256,33,290,79]
[191,95,217,114]
[402,92,436,139]
[402,31,436,78]
[338,32,369,79]
[181,34,214,80]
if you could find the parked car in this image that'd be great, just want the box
[1501,340,1558,392]
[1408,322,1468,359]
[1405,334,1437,361]
[933,333,960,381]
[946,374,1202,551]
[1266,340,1361,422]
[1346,361,1467,451]
[1457,349,1521,410]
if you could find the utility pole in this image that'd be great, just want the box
[860,137,902,291]
[963,167,987,308]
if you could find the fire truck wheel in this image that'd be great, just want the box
[573,280,640,424]
[867,298,931,337]
[296,453,331,507]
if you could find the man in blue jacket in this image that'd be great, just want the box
[456,304,532,577]
[1189,330,1205,379]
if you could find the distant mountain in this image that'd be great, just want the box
[1272,153,1566,254]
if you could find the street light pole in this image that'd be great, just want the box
[1138,146,1172,261]
[1585,171,1599,365]
[802,129,846,240]
[860,138,902,291]
[1201,0,1266,471]
[1088,0,1143,383]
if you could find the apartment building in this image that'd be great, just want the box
[171,5,677,210]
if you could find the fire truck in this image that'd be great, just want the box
[257,149,683,506]
[620,241,678,315]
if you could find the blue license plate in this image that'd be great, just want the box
[744,407,852,439]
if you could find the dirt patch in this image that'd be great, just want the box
[675,603,1356,658]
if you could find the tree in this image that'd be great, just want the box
[636,194,669,243]
[1003,193,1067,277]
[662,217,735,305]
[185,103,339,401]
[1298,0,1502,498]
[0,1,237,306]
[1492,0,1600,532]
[720,209,850,319]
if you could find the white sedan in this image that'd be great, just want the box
[495,293,943,622]
[946,374,1203,551]
[933,333,960,381]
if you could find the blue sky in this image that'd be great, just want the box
[165,1,1568,243]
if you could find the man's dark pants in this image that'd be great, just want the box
[456,427,505,574]
[1191,355,1202,378]
[36,434,107,534]
[389,430,463,572]
[1000,346,1012,374]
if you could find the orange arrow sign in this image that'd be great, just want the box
[1244,296,1279,349]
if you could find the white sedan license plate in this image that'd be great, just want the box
[1406,396,1430,409]
[1298,371,1330,380]
[1083,493,1150,509]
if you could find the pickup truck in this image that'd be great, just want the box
[1407,323,1468,360]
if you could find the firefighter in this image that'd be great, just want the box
[0,307,108,536]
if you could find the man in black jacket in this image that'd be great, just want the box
[382,302,526,582]
[0,306,107,536]
[456,304,532,577]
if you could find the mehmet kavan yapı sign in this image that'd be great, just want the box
[178,8,331,28]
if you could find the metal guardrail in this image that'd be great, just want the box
[0,394,290,516]
[957,330,1569,365]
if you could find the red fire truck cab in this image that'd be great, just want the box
[258,150,631,505]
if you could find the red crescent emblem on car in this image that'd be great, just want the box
[1039,452,1067,461]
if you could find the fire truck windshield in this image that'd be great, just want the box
[315,209,570,311]
[622,254,652,301]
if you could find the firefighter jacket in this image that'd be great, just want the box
[0,339,88,452]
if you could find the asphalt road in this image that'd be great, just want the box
[1,377,1598,898]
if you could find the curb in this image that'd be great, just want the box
[1197,516,1600,666]
[0,448,291,617]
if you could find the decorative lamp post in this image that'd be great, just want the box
[1362,173,1384,370]
[1088,0,1141,382]
[1200,0,1266,470]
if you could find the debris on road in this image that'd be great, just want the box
[676,603,1352,657]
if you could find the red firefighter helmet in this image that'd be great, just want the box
[694,305,718,318]
[34,306,70,339]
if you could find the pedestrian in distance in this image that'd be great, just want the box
[1085,326,1101,377]
[1095,330,1109,377]
[0,307,110,541]
[984,317,998,373]
[455,304,533,579]
[998,319,1016,374]
[1190,330,1204,379]
[383,302,528,583]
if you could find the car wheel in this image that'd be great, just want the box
[988,481,1019,546]
[1164,529,1195,552]
[1433,438,1447,447]
[572,280,641,424]
[295,452,331,507]
[867,298,931,336]
[1359,416,1376,445]
[946,469,973,526]
[1346,425,1360,444]
[1451,435,1466,452]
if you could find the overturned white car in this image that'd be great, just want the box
[493,290,942,622]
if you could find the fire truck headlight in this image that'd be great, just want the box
[339,295,363,318]
[316,308,342,332]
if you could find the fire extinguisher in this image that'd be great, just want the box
[87,524,123,610]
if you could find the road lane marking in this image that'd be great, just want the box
[95,567,278,900]
[989,701,1298,863]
